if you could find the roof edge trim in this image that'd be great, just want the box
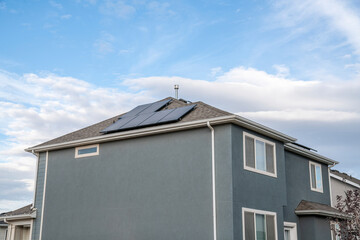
[0,212,36,221]
[330,173,360,189]
[26,115,296,153]
[285,143,338,165]
[295,209,351,219]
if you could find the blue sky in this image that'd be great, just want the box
[1,0,360,212]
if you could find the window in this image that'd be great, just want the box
[284,222,297,240]
[75,144,99,158]
[309,161,323,192]
[242,208,277,240]
[331,222,341,240]
[244,132,277,177]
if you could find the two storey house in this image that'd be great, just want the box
[25,97,345,240]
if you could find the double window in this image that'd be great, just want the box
[244,132,277,177]
[309,161,323,192]
[75,144,99,158]
[243,208,277,240]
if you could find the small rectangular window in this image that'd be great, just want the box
[75,144,99,158]
[243,208,278,240]
[244,132,277,177]
[309,161,323,192]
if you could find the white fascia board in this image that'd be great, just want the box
[285,143,338,165]
[330,173,360,189]
[295,210,351,219]
[0,212,36,221]
[26,115,296,153]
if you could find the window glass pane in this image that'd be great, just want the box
[284,229,290,240]
[315,165,322,189]
[266,215,276,240]
[245,211,255,240]
[245,136,256,168]
[310,164,316,189]
[256,140,266,171]
[266,143,275,174]
[78,147,97,155]
[256,214,266,240]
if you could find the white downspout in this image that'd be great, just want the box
[39,151,49,240]
[207,121,217,240]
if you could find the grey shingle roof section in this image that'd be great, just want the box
[33,97,232,148]
[331,169,360,186]
[295,200,350,219]
[1,204,34,217]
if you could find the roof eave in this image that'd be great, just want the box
[295,210,351,219]
[0,212,36,221]
[26,115,296,153]
[285,143,338,165]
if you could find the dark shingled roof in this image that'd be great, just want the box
[331,169,360,186]
[295,200,350,219]
[33,97,232,148]
[1,204,34,217]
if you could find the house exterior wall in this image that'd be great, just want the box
[330,177,358,207]
[299,216,332,240]
[0,226,7,240]
[38,126,233,240]
[284,151,331,239]
[231,125,287,240]
[31,153,46,240]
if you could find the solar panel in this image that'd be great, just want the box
[158,104,196,123]
[120,112,155,129]
[100,116,136,133]
[141,99,171,114]
[140,108,175,126]
[120,99,171,118]
[100,100,196,134]
[120,103,151,118]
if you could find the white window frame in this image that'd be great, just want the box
[284,222,298,240]
[242,207,278,240]
[330,221,341,240]
[75,144,99,158]
[243,132,277,178]
[309,161,323,193]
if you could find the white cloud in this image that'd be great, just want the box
[94,32,116,55]
[100,0,135,18]
[274,0,360,55]
[210,67,222,77]
[49,0,63,10]
[273,64,290,78]
[60,14,72,19]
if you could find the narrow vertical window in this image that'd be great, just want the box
[309,161,323,192]
[244,132,277,177]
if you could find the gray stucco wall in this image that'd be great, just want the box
[231,125,287,240]
[0,226,7,240]
[31,152,47,240]
[284,151,331,239]
[330,177,358,207]
[40,126,233,240]
[299,216,332,240]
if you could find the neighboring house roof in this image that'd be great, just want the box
[0,204,36,221]
[25,97,337,165]
[295,200,350,219]
[330,169,360,188]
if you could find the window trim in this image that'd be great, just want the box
[242,207,278,240]
[309,161,323,193]
[75,144,99,158]
[284,222,298,240]
[243,132,277,178]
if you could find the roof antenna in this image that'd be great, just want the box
[174,84,179,99]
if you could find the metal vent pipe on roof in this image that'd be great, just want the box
[174,84,179,99]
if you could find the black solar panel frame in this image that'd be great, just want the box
[158,104,196,123]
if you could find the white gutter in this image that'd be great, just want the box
[26,115,296,153]
[330,173,360,189]
[285,143,338,165]
[32,150,39,209]
[0,212,36,221]
[207,122,217,240]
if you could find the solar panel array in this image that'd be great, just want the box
[101,99,196,134]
